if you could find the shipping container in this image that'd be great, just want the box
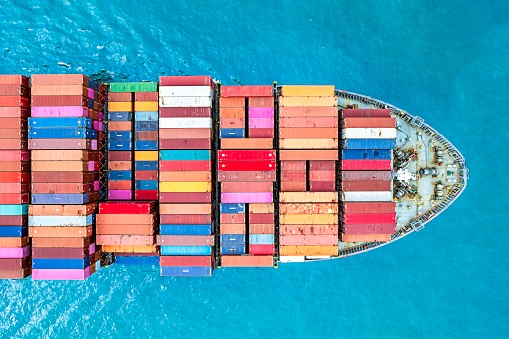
[159,76,213,87]
[96,235,155,246]
[220,224,245,234]
[249,234,274,244]
[160,246,212,256]
[101,245,157,253]
[160,255,212,267]
[157,235,215,246]
[108,92,133,102]
[343,117,396,128]
[217,150,275,161]
[159,96,212,108]
[341,108,391,118]
[248,128,274,138]
[340,160,391,171]
[96,224,156,235]
[160,150,211,161]
[217,171,275,182]
[32,258,90,270]
[341,191,393,202]
[0,245,30,259]
[220,138,273,150]
[249,204,275,214]
[308,171,336,181]
[341,180,392,192]
[279,150,338,161]
[29,226,92,238]
[342,202,395,214]
[341,171,392,182]
[279,245,338,256]
[221,182,273,193]
[31,267,90,280]
[134,102,158,112]
[249,213,274,224]
[249,224,275,234]
[159,128,211,139]
[340,233,392,242]
[279,128,338,139]
[280,85,335,97]
[279,235,338,246]
[279,181,305,192]
[159,171,211,182]
[219,97,245,108]
[220,255,273,267]
[0,107,29,118]
[160,203,211,215]
[134,92,158,102]
[159,107,212,118]
[341,149,392,160]
[160,214,211,224]
[29,214,93,227]
[342,128,396,139]
[115,256,159,266]
[109,82,158,92]
[31,237,92,248]
[159,86,213,97]
[159,160,211,171]
[280,96,337,107]
[280,224,339,236]
[342,213,396,224]
[96,214,156,224]
[0,237,29,248]
[248,97,274,108]
[32,247,88,259]
[220,245,245,255]
[220,203,246,214]
[220,128,245,139]
[248,107,274,118]
[342,223,395,235]
[218,160,275,172]
[249,244,274,255]
[220,85,272,97]
[159,181,211,193]
[160,224,212,235]
[159,138,212,150]
[280,214,338,225]
[220,213,245,224]
[221,193,273,204]
[160,266,212,277]
[159,192,211,203]
[279,192,338,203]
[342,138,397,150]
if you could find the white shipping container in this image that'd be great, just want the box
[342,128,396,139]
[159,86,213,97]
[279,256,306,263]
[342,191,393,202]
[159,117,212,129]
[159,96,212,108]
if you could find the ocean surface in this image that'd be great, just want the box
[1,0,507,337]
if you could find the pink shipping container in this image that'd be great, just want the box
[310,181,336,192]
[341,180,392,191]
[309,161,336,171]
[342,202,396,214]
[279,235,338,246]
[221,182,273,193]
[343,223,396,235]
[280,224,339,236]
[160,255,213,267]
[248,118,274,129]
[279,116,339,128]
[249,244,274,255]
[32,267,90,280]
[217,150,276,161]
[341,109,392,118]
[248,107,274,118]
[343,117,396,128]
[108,190,133,200]
[221,86,272,97]
[249,224,275,234]
[30,106,89,117]
[281,171,306,181]
[281,161,306,171]
[0,246,31,258]
[342,213,396,224]
[157,235,215,246]
[341,160,391,171]
[341,171,392,181]
[221,193,273,204]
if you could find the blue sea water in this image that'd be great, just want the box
[1,0,508,337]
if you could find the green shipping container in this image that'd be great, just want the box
[109,82,158,93]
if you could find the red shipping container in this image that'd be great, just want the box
[281,171,306,181]
[218,160,275,172]
[309,161,336,171]
[310,181,336,192]
[159,192,211,203]
[108,151,133,161]
[249,213,274,224]
[160,255,212,267]
[342,213,396,224]
[135,92,158,101]
[341,180,392,192]
[108,180,132,190]
[343,117,396,128]
[135,190,158,201]
[221,86,272,97]
[248,97,274,108]
[0,161,29,172]
[28,139,93,150]
[220,213,245,224]
[160,214,211,224]
[343,223,395,235]
[248,128,274,138]
[0,193,29,204]
[0,215,27,226]
[249,244,274,255]
[217,150,276,161]
[249,224,275,234]
[309,171,336,181]
[342,202,396,214]
[0,96,29,108]
[341,171,392,181]
[341,108,391,118]
[217,171,275,182]
[99,201,156,214]
[281,161,306,171]
[32,247,89,259]
[108,92,133,101]
[0,107,29,118]
[0,75,29,86]
[221,182,273,193]
[159,75,214,88]
[160,160,211,171]
[157,235,214,246]
[341,160,391,171]
[280,224,339,236]
[135,131,158,140]
[159,107,212,118]
[0,172,30,183]
[135,170,158,180]
[0,257,31,270]
[159,138,212,150]
[31,95,87,107]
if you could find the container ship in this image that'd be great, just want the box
[0,74,468,279]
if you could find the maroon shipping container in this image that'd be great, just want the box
[0,85,30,96]
[0,107,29,118]
[0,75,29,86]
[159,107,212,118]
[32,247,89,259]
[159,255,212,267]
[309,161,336,171]
[159,138,212,150]
[0,215,28,226]
[108,92,133,102]
[343,117,396,128]
[108,151,133,161]
[31,171,95,183]
[248,128,274,138]
[135,92,158,101]
[31,95,88,106]
[342,213,396,224]
[309,181,336,192]
[220,213,245,224]
[248,213,274,224]
[341,171,392,182]
[217,171,275,182]
[159,160,211,171]
[343,223,396,235]
[0,96,30,108]
[159,192,211,203]
[0,257,30,270]
[342,202,396,214]
[159,75,214,88]
[160,214,211,224]
[249,244,274,255]
[99,201,156,214]
[135,190,158,201]
[281,161,306,171]
[341,180,391,192]
[29,139,93,150]
[341,108,392,118]
[156,235,214,246]
[135,170,158,180]
[135,131,158,141]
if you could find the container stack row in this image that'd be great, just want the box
[340,108,397,243]
[278,86,340,261]
[96,201,159,262]
[0,75,31,279]
[28,74,104,280]
[157,76,215,277]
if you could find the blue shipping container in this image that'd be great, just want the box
[29,214,94,227]
[220,245,246,255]
[108,112,133,121]
[115,256,160,266]
[32,257,90,270]
[88,98,94,109]
[134,161,158,171]
[220,234,245,245]
[28,117,92,128]
[160,224,212,235]
[31,194,89,205]
[0,226,28,237]
[28,128,97,139]
[134,121,158,131]
[341,149,392,160]
[159,150,211,161]
[108,170,133,181]
[108,141,133,151]
[220,203,245,214]
[160,266,212,277]
[249,234,275,244]
[108,131,132,141]
[135,112,159,122]
[220,128,245,139]
[135,180,158,190]
[0,204,28,216]
[160,246,213,256]
[135,140,158,150]
[342,138,397,150]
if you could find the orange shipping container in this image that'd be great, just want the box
[108,121,133,131]
[108,101,133,112]
[220,224,245,234]
[31,237,92,248]
[279,96,337,107]
[29,226,93,238]
[249,203,274,214]
[279,106,338,117]
[279,245,338,256]
[108,180,133,190]
[219,107,245,118]
[31,161,88,172]
[280,181,307,192]
[219,97,245,108]
[220,138,273,150]
[29,203,97,216]
[30,150,91,161]
[248,97,274,108]
[279,138,338,149]
[279,128,338,139]
[0,129,27,139]
[249,224,275,234]
[279,117,339,128]
[281,161,306,171]
[159,171,212,182]
[101,245,158,253]
[280,224,339,236]
[134,101,158,111]
[220,255,273,267]
[220,118,245,128]
[108,161,132,171]
[309,171,336,181]
[279,150,338,161]
[31,74,88,86]
[96,235,155,246]
[96,214,156,225]
[341,233,392,242]
[0,236,29,248]
[159,203,212,215]
[159,128,212,139]
[279,203,339,214]
[31,85,88,96]
[96,224,156,235]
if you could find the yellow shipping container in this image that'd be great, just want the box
[101,245,158,253]
[281,85,335,97]
[108,101,133,112]
[280,192,338,203]
[134,101,159,111]
[280,214,338,225]
[279,245,338,256]
[220,138,273,149]
[249,203,275,214]
[134,151,158,161]
[279,138,338,150]
[279,96,337,107]
[159,181,212,193]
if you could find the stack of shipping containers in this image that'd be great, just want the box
[340,108,397,242]
[157,76,215,276]
[98,82,159,263]
[0,75,31,279]
[278,85,339,260]
[218,86,275,268]
[27,74,103,280]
